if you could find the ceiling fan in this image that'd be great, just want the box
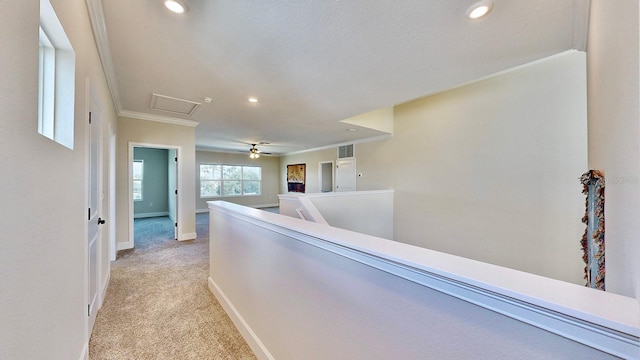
[248,143,271,158]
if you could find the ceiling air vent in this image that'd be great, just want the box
[150,93,201,116]
[338,144,354,159]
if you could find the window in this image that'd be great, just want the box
[133,160,143,201]
[39,0,75,149]
[200,164,261,197]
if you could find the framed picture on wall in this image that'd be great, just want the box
[287,163,306,193]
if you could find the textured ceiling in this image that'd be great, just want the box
[93,0,589,155]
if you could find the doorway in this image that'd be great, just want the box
[318,161,334,192]
[128,143,179,248]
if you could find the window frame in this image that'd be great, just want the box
[38,0,75,149]
[132,160,144,201]
[200,164,262,198]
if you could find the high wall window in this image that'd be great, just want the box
[200,164,261,197]
[132,160,144,201]
[39,0,75,149]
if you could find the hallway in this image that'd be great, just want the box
[89,214,256,359]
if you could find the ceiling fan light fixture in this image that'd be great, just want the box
[165,0,188,14]
[466,1,492,19]
[249,144,261,159]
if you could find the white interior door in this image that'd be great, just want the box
[336,158,356,192]
[87,87,103,334]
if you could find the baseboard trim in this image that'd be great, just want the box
[179,232,197,241]
[100,269,110,307]
[134,211,169,219]
[208,277,274,360]
[79,342,88,360]
[117,241,133,251]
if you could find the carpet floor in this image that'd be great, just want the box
[89,214,256,360]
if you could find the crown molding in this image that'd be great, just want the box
[85,0,122,112]
[119,110,200,127]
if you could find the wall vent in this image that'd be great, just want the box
[338,144,354,159]
[150,93,201,116]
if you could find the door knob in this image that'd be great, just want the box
[98,217,106,225]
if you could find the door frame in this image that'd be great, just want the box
[127,142,181,247]
[318,160,335,192]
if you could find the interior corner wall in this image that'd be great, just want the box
[0,0,118,358]
[195,151,280,211]
[281,52,588,285]
[133,147,169,216]
[116,117,197,245]
[370,52,588,285]
[587,0,640,298]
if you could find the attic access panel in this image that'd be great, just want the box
[150,93,201,116]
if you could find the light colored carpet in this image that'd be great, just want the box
[89,214,256,360]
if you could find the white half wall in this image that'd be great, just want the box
[208,202,637,359]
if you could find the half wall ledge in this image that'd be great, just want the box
[208,201,639,359]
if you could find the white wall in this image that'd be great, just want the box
[587,0,640,298]
[0,0,117,358]
[117,117,197,245]
[281,52,588,285]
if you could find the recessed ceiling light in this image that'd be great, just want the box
[467,1,492,19]
[248,97,258,103]
[165,0,188,14]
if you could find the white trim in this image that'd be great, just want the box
[208,277,275,360]
[79,343,88,360]
[284,134,391,156]
[209,202,640,359]
[99,269,110,309]
[108,122,117,261]
[85,0,122,112]
[252,203,279,209]
[179,232,197,241]
[117,241,133,251]
[134,211,170,219]
[318,160,335,192]
[120,110,200,127]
